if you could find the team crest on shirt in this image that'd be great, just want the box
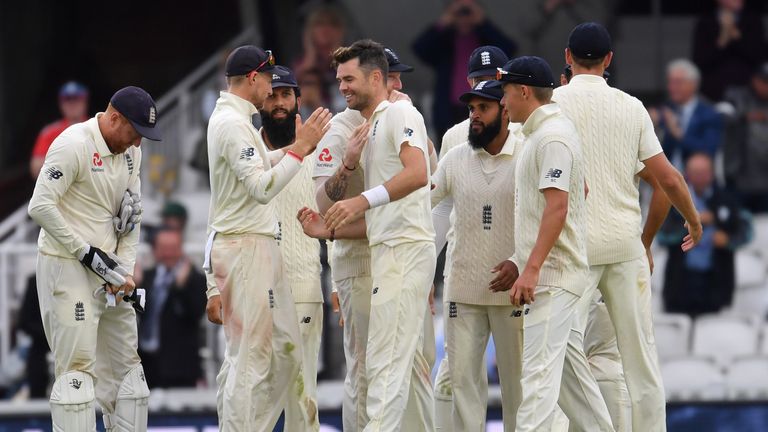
[482,205,492,230]
[75,301,85,321]
[372,120,379,138]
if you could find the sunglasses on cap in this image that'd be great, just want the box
[496,68,533,81]
[248,50,276,77]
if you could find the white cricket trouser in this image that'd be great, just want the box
[285,301,324,431]
[402,302,436,431]
[558,281,614,432]
[434,326,453,432]
[364,241,436,432]
[596,256,665,432]
[36,253,143,415]
[338,274,373,432]
[584,295,632,432]
[211,234,301,432]
[516,286,578,432]
[447,302,523,431]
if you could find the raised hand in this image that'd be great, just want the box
[294,107,333,157]
[343,123,370,170]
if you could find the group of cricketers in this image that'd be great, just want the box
[28,17,704,432]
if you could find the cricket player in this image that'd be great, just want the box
[28,86,161,431]
[258,65,323,431]
[431,80,524,431]
[553,23,702,432]
[203,45,331,432]
[497,56,611,431]
[432,45,509,432]
[317,39,435,432]
[310,45,436,431]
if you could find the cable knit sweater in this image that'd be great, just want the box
[273,149,323,303]
[431,131,521,305]
[552,74,663,265]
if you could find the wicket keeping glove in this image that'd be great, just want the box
[78,245,128,286]
[113,190,142,236]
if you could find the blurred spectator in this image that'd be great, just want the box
[649,59,724,167]
[137,228,207,388]
[723,62,768,214]
[161,201,189,232]
[29,81,89,178]
[293,6,348,113]
[297,68,325,120]
[412,0,517,141]
[658,153,752,318]
[18,275,50,398]
[515,1,615,77]
[692,0,767,101]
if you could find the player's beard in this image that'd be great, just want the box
[260,106,299,149]
[346,90,371,112]
[468,110,503,150]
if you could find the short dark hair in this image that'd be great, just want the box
[571,54,606,69]
[332,39,388,79]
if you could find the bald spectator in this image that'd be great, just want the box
[693,0,767,101]
[137,228,207,388]
[659,153,752,318]
[649,59,724,167]
[29,81,89,178]
[723,62,768,214]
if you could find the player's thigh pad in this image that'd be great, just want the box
[50,370,96,432]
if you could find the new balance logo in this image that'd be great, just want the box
[403,127,414,137]
[75,302,85,321]
[480,51,491,66]
[45,167,63,180]
[511,308,530,318]
[482,205,492,230]
[301,316,312,324]
[449,302,457,318]
[70,378,82,390]
[545,168,563,179]
[268,289,275,308]
[139,371,146,381]
[240,147,255,160]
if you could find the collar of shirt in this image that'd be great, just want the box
[568,73,608,86]
[521,103,561,137]
[218,91,259,117]
[87,115,114,157]
[371,100,391,117]
[474,124,520,158]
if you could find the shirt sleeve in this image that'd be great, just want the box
[388,103,428,155]
[313,128,347,179]
[116,148,142,272]
[430,155,451,208]
[219,122,302,204]
[638,103,664,161]
[537,141,573,192]
[27,138,89,258]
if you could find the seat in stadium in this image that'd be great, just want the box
[735,250,767,289]
[653,313,691,360]
[662,357,726,401]
[692,314,759,367]
[744,215,768,256]
[725,356,768,400]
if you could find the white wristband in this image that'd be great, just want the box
[361,185,390,209]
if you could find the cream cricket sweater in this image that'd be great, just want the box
[552,74,663,265]
[514,104,588,297]
[272,148,323,303]
[431,130,521,305]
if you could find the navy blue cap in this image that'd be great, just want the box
[384,47,414,73]
[468,46,509,78]
[225,45,288,77]
[459,80,504,103]
[568,22,612,59]
[270,66,299,88]
[497,56,556,88]
[110,86,162,141]
[59,81,88,99]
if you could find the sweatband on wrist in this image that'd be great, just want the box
[286,150,303,162]
[361,185,390,209]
